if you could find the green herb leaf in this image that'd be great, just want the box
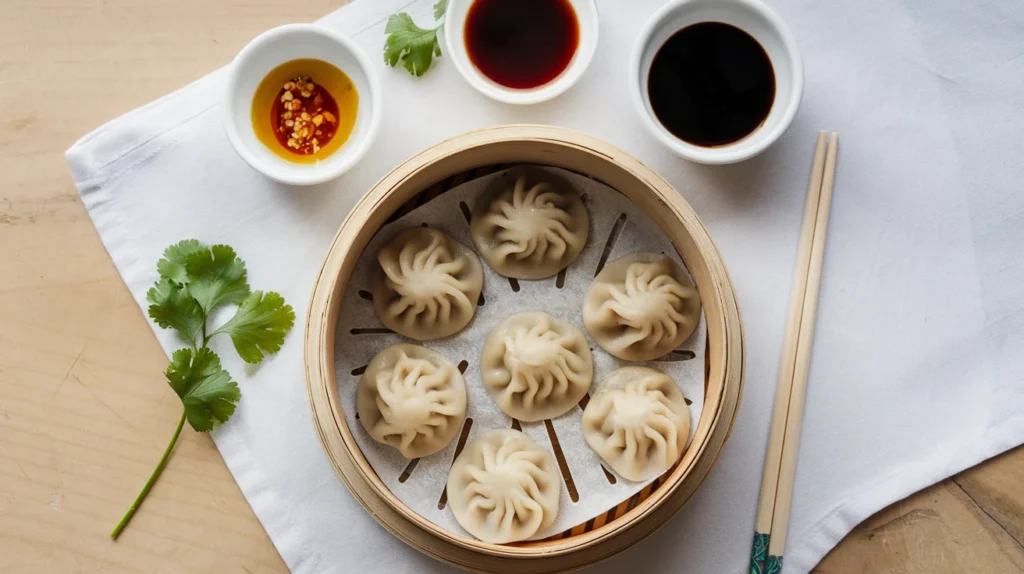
[147,278,205,344]
[114,240,297,541]
[433,0,448,20]
[185,244,249,314]
[166,348,240,432]
[157,239,205,285]
[213,291,296,364]
[384,13,442,77]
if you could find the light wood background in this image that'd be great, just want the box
[0,0,1020,572]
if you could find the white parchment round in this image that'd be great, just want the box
[334,166,706,541]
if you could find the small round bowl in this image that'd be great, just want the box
[444,0,599,105]
[630,0,803,164]
[223,24,382,186]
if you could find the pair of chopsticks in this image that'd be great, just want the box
[751,131,840,573]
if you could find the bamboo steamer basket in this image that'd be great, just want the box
[305,125,744,573]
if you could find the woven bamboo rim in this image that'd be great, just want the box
[305,125,744,573]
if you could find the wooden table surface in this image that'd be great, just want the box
[1,0,1021,572]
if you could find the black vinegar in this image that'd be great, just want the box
[647,22,776,147]
[465,0,579,90]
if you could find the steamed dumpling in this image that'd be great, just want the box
[371,227,484,340]
[582,253,700,362]
[481,311,593,421]
[470,168,589,279]
[581,367,690,481]
[357,344,467,459]
[447,429,560,543]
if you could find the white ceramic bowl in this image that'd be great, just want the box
[444,0,599,105]
[630,0,803,164]
[223,24,381,186]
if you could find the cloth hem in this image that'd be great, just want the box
[786,410,1024,573]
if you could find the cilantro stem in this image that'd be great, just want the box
[110,410,187,539]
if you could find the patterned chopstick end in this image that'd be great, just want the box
[750,532,769,573]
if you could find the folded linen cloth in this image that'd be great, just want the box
[66,0,1024,571]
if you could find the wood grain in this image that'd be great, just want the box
[817,477,1024,574]
[0,0,1021,572]
[0,0,347,571]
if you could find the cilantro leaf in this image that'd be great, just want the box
[166,348,240,432]
[213,291,296,364]
[384,13,442,77]
[147,278,205,343]
[185,244,249,314]
[157,239,204,285]
[433,0,448,20]
[113,240,297,541]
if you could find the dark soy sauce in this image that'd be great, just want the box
[647,22,775,147]
[465,0,579,90]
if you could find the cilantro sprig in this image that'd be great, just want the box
[384,0,448,77]
[110,240,294,539]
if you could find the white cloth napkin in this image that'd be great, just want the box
[65,0,1024,572]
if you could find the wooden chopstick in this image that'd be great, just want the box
[751,132,839,573]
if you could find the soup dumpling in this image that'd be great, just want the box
[470,168,589,280]
[583,252,700,362]
[356,344,467,459]
[371,227,483,340]
[447,429,560,543]
[481,311,593,421]
[581,366,690,481]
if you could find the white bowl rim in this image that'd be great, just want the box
[629,0,804,165]
[222,23,382,186]
[444,0,600,105]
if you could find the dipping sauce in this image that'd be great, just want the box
[465,0,579,90]
[647,22,775,147]
[251,59,358,163]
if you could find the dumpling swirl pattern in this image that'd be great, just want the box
[357,344,467,459]
[481,312,594,421]
[583,253,701,362]
[371,227,483,340]
[471,169,589,279]
[447,429,560,543]
[581,367,690,481]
